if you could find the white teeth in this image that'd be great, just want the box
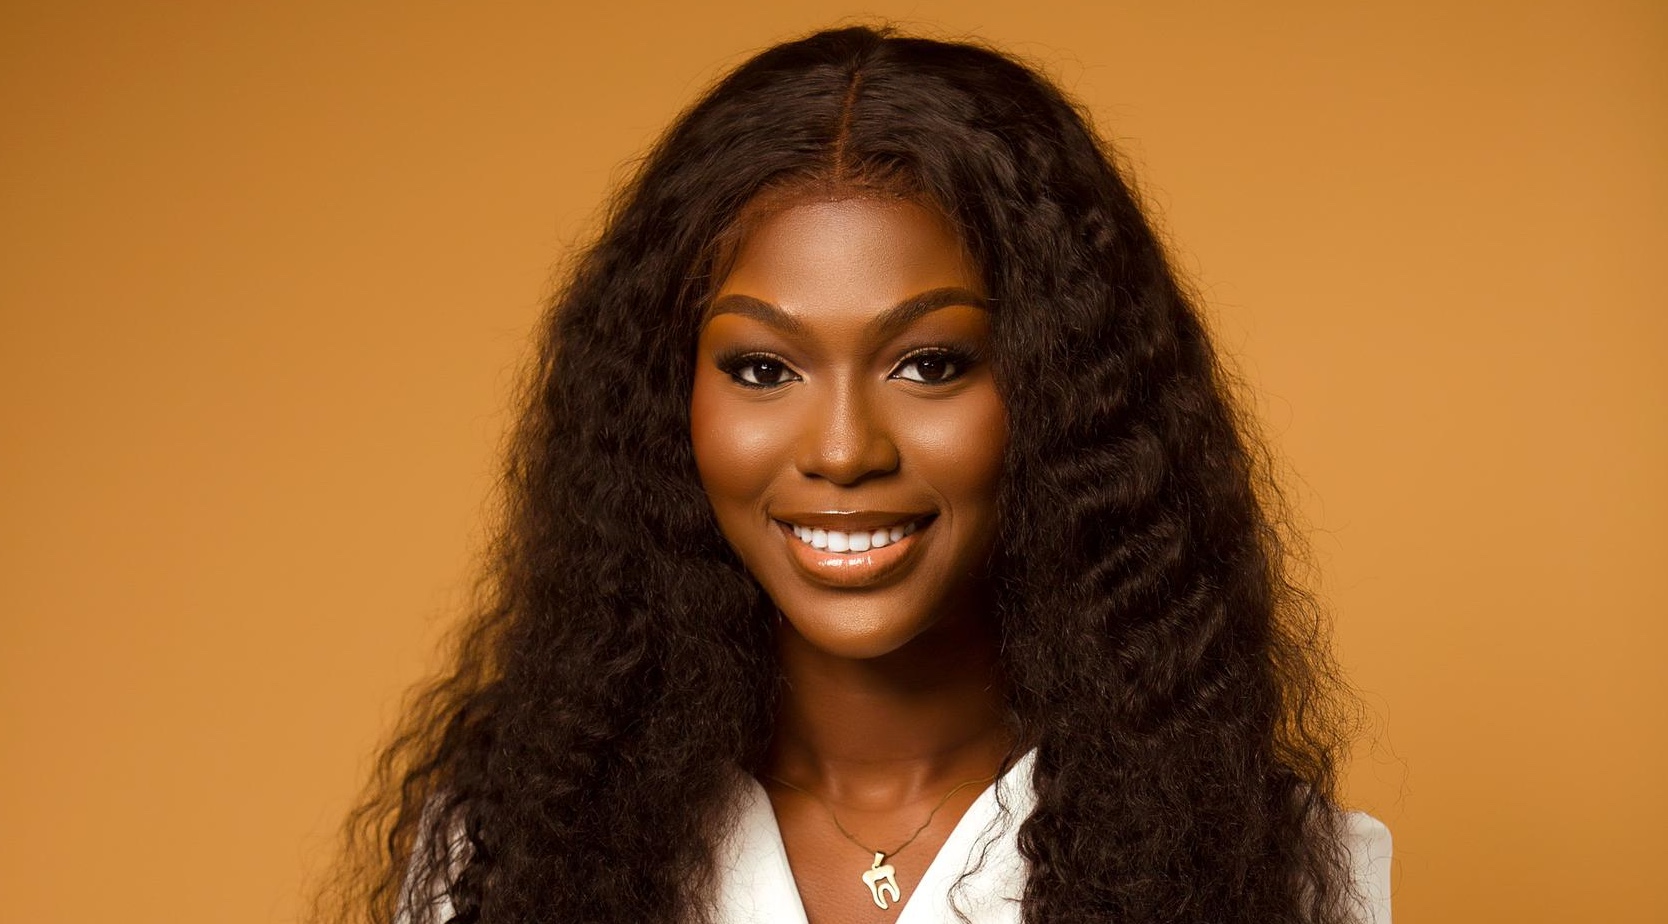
[787,519,925,552]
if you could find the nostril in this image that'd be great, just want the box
[790,389,902,485]
[797,432,900,484]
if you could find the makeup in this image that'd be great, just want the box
[775,514,934,588]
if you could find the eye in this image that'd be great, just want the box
[891,349,970,384]
[717,352,801,389]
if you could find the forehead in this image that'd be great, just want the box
[711,198,983,317]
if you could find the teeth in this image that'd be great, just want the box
[787,519,922,552]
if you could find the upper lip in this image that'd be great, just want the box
[771,510,936,531]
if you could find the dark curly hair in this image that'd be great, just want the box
[316,25,1360,924]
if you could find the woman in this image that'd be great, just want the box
[324,25,1391,924]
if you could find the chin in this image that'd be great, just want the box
[778,600,936,661]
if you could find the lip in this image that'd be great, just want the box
[772,510,933,531]
[773,513,935,589]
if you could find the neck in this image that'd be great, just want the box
[763,610,1012,808]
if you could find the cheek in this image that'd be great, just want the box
[689,373,784,514]
[899,391,1009,514]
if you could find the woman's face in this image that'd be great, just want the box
[690,197,1007,660]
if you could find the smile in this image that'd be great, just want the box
[786,518,923,552]
[771,513,936,588]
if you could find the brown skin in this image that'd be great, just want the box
[691,198,1012,923]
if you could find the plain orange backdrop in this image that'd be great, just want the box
[2,1,1663,922]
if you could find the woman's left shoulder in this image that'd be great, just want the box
[1337,810,1393,924]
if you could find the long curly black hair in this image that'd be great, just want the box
[317,25,1360,924]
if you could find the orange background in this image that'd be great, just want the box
[2,2,1663,921]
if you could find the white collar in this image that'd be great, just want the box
[710,750,1038,924]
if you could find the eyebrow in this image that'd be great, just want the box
[705,286,991,339]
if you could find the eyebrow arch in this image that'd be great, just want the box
[705,286,991,339]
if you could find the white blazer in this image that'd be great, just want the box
[711,749,1393,924]
[400,749,1393,923]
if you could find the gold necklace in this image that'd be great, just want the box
[763,771,996,911]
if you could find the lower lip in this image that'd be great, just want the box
[776,520,930,588]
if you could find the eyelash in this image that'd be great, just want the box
[715,347,978,390]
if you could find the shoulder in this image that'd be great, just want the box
[1339,811,1393,924]
[394,801,468,924]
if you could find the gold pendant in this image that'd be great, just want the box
[862,852,902,910]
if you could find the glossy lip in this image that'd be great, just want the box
[772,512,936,589]
[773,510,933,531]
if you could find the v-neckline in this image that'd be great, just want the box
[737,750,1037,924]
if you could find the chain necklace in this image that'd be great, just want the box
[762,771,996,911]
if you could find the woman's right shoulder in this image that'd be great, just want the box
[394,801,467,924]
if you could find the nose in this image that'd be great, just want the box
[795,382,900,485]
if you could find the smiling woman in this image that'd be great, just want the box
[317,25,1389,924]
[692,199,1007,660]
[689,200,1017,918]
